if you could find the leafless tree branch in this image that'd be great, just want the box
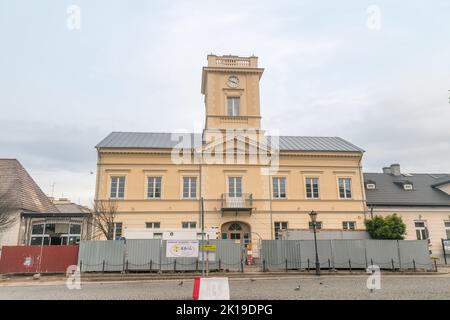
[88,200,118,240]
[0,188,18,232]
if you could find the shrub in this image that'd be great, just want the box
[364,213,406,240]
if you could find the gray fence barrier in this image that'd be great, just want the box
[78,240,125,272]
[78,239,243,272]
[261,239,432,271]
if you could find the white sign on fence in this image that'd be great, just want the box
[166,240,199,258]
[444,240,450,252]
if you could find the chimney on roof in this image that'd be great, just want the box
[390,164,401,176]
[382,167,391,174]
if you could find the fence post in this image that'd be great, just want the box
[219,259,222,271]
[391,259,395,271]
[370,258,373,266]
[102,260,105,273]
[307,258,310,272]
[328,259,331,272]
[125,260,129,273]
[413,259,416,272]
[196,259,199,272]
[285,259,288,272]
[174,259,177,272]
[262,259,266,272]
[434,259,438,272]
[397,240,402,271]
[79,260,82,273]
[348,259,352,273]
[150,260,153,272]
[240,258,244,273]
[442,239,448,265]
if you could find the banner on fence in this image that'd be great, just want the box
[166,240,199,258]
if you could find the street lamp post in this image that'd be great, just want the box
[309,210,320,276]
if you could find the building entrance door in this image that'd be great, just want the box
[221,222,251,247]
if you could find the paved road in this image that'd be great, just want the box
[1,275,450,300]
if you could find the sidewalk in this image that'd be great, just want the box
[1,268,448,287]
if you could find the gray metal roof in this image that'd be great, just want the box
[96,132,363,152]
[364,173,450,207]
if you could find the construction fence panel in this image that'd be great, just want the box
[125,239,161,271]
[365,240,400,269]
[78,240,125,272]
[398,240,432,270]
[261,239,432,271]
[332,240,367,269]
[299,240,333,269]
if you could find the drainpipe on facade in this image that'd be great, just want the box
[358,155,368,221]
[268,173,274,240]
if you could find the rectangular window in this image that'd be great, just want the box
[147,177,162,199]
[343,221,356,230]
[274,221,288,240]
[415,221,428,240]
[146,222,160,229]
[339,178,352,199]
[228,177,242,197]
[305,178,320,199]
[109,222,122,240]
[153,233,163,239]
[182,221,197,229]
[110,176,125,199]
[183,177,197,199]
[445,221,450,239]
[309,221,322,230]
[227,97,240,116]
[272,177,287,199]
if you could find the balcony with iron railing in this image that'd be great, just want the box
[221,193,253,214]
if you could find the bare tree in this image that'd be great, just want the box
[89,200,119,240]
[0,188,17,232]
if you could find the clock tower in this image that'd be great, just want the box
[201,55,265,135]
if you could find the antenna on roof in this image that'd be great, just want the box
[51,183,55,197]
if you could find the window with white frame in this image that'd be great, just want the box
[273,177,287,199]
[147,177,162,199]
[227,97,240,116]
[228,177,242,197]
[305,178,320,199]
[415,221,428,240]
[403,184,413,190]
[182,221,197,229]
[146,222,160,229]
[338,178,352,199]
[183,177,197,198]
[108,222,122,240]
[343,221,356,230]
[445,221,450,239]
[274,221,288,240]
[110,176,125,199]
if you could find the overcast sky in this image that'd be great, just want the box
[1,1,449,205]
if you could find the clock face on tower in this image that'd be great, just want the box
[227,75,239,88]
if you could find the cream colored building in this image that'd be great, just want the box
[364,164,450,259]
[95,54,367,253]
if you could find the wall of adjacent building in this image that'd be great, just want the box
[371,207,450,259]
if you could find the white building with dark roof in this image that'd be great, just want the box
[364,164,450,259]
